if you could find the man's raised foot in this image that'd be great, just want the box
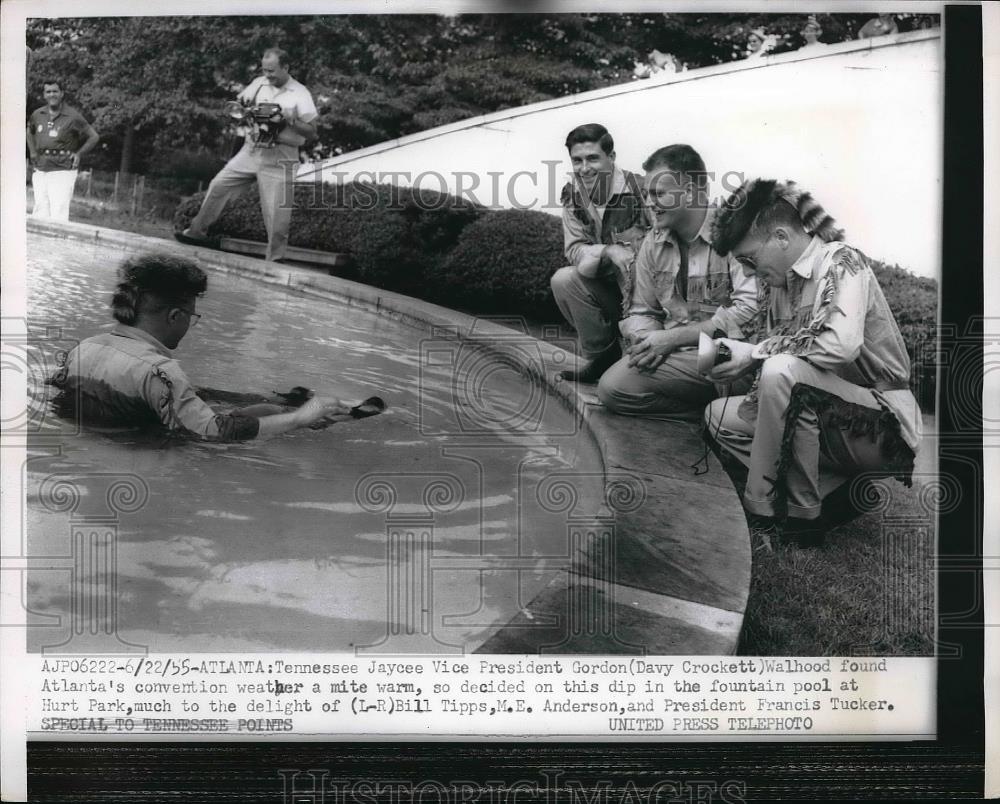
[558,344,621,384]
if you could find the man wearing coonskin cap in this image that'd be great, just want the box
[703,179,921,540]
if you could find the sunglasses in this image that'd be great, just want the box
[734,232,774,272]
[177,308,202,326]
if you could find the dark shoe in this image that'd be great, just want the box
[174,229,220,249]
[308,396,387,429]
[558,345,621,384]
[274,386,314,407]
[820,477,879,529]
[350,396,386,419]
[781,516,828,547]
[746,513,826,551]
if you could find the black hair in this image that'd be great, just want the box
[641,144,709,192]
[565,123,614,156]
[751,197,807,236]
[111,253,207,325]
[41,79,62,91]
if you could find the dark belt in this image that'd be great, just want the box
[39,149,74,155]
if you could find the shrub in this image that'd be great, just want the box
[870,259,939,413]
[172,180,483,294]
[338,183,480,294]
[173,187,266,241]
[428,209,565,318]
[147,149,226,189]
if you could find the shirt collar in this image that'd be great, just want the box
[696,206,716,244]
[111,324,173,357]
[788,234,826,280]
[264,76,299,95]
[654,206,716,246]
[608,166,627,199]
[573,165,628,204]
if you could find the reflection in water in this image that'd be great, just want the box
[24,234,604,652]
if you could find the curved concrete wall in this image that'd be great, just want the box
[27,218,751,654]
[301,30,940,279]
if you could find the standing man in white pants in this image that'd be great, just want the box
[177,48,318,262]
[27,80,99,221]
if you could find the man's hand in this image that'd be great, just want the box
[708,338,758,382]
[255,395,352,438]
[295,396,351,427]
[71,152,81,169]
[627,329,680,373]
[602,243,632,273]
[280,109,318,141]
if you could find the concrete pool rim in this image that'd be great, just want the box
[23,218,752,654]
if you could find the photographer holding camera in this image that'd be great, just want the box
[177,48,317,262]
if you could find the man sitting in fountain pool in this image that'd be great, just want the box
[49,252,350,441]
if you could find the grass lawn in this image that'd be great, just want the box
[738,480,935,656]
[69,199,176,241]
[738,415,938,657]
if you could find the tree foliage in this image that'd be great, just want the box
[26,12,935,173]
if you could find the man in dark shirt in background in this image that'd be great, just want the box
[27,79,99,221]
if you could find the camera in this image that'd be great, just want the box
[224,100,286,147]
[696,331,732,375]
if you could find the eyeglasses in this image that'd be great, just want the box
[734,232,774,272]
[178,308,201,326]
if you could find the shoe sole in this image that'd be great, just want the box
[174,231,220,249]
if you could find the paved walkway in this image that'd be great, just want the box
[26,219,752,654]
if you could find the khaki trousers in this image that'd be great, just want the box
[550,266,623,361]
[597,347,717,416]
[187,142,299,261]
[704,354,912,520]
